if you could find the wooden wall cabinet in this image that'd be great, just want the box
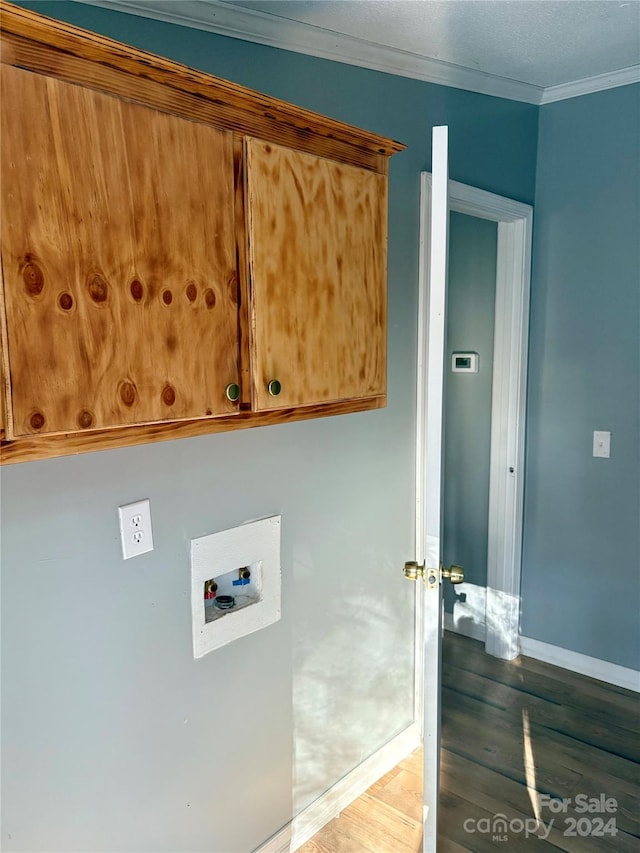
[246,139,387,411]
[1,65,240,438]
[0,1,404,463]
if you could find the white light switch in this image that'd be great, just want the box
[118,499,154,559]
[593,431,611,459]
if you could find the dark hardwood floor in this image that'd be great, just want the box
[299,632,640,852]
[439,632,639,851]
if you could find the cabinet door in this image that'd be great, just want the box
[0,310,6,438]
[0,65,240,437]
[245,138,387,410]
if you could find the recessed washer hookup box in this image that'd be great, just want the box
[190,516,281,658]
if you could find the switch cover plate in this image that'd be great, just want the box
[593,431,611,459]
[118,499,154,559]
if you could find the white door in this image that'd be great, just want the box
[411,125,451,852]
[410,131,532,850]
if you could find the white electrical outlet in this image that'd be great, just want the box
[118,499,154,559]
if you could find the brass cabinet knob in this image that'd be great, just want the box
[225,383,240,402]
[267,379,282,397]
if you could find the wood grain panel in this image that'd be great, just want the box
[0,1,404,171]
[0,259,8,437]
[1,64,240,436]
[246,139,388,410]
[0,395,386,464]
[0,313,6,438]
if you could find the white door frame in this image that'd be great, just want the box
[414,176,533,723]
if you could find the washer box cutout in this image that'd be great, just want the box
[191,516,281,658]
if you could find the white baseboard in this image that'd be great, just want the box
[443,611,485,643]
[254,823,292,853]
[253,722,422,853]
[444,581,487,643]
[519,636,640,693]
[444,581,522,660]
[485,588,520,660]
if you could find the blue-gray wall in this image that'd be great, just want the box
[443,212,497,603]
[522,84,640,670]
[1,3,538,851]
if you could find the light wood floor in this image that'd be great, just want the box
[298,632,640,852]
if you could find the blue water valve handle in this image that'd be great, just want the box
[233,567,251,586]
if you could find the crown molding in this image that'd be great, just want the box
[539,65,640,104]
[74,1,639,105]
[73,0,543,103]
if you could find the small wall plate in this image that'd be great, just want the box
[451,352,479,373]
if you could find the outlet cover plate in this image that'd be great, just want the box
[118,499,154,559]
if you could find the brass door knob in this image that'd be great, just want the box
[403,561,424,581]
[225,383,241,402]
[441,564,464,584]
[403,561,464,586]
[267,379,282,397]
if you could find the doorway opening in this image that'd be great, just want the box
[442,211,497,647]
[413,176,533,725]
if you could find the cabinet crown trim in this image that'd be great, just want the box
[0,0,405,163]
